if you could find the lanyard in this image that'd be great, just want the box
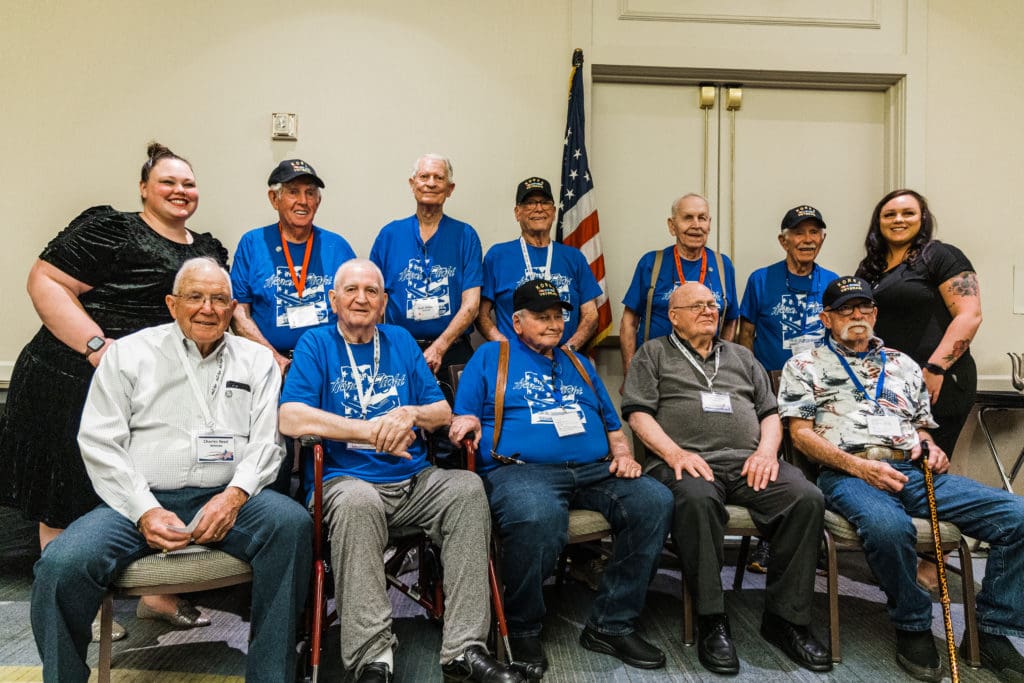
[826,336,886,407]
[669,333,720,389]
[520,237,553,279]
[173,338,225,430]
[673,246,707,285]
[280,229,314,298]
[342,328,380,419]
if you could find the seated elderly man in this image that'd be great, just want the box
[779,276,1024,682]
[451,278,672,678]
[622,281,830,676]
[31,257,313,683]
[279,259,520,683]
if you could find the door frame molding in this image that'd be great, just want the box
[590,64,906,190]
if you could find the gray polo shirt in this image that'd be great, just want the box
[621,334,777,462]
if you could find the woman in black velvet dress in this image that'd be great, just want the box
[0,142,228,633]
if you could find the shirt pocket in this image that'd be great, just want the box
[220,385,253,437]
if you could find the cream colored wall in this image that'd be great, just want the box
[0,0,573,377]
[2,0,1023,394]
[925,0,1024,387]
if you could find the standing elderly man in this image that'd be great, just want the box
[736,204,838,573]
[620,193,739,381]
[621,281,830,676]
[279,259,521,683]
[452,279,672,679]
[738,205,839,371]
[370,153,483,402]
[31,257,313,683]
[478,177,602,351]
[779,276,1024,682]
[231,159,356,375]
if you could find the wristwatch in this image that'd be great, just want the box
[84,335,106,357]
[922,362,946,376]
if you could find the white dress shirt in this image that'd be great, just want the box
[78,322,284,523]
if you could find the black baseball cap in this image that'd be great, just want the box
[515,177,554,204]
[513,279,573,313]
[823,276,875,310]
[781,205,826,231]
[268,159,325,188]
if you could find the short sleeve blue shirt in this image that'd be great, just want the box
[621,246,738,349]
[231,224,356,352]
[369,214,483,339]
[453,337,621,474]
[280,324,444,492]
[481,238,602,345]
[738,261,839,371]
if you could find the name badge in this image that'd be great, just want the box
[411,297,441,321]
[197,434,235,462]
[286,303,320,329]
[550,407,585,437]
[701,391,733,414]
[789,339,816,356]
[867,415,901,438]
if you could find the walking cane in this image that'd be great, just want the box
[920,441,959,682]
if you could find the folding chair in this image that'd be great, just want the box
[97,549,252,683]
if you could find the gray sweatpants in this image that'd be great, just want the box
[320,466,491,675]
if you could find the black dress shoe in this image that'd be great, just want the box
[508,635,547,680]
[698,614,739,675]
[895,628,943,682]
[970,631,1024,682]
[760,612,832,672]
[357,661,393,683]
[442,645,526,683]
[579,626,666,669]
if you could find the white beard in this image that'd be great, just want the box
[836,320,874,342]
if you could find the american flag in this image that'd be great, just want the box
[556,48,613,347]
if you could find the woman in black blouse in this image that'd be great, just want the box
[0,142,228,634]
[855,189,982,592]
[855,189,982,456]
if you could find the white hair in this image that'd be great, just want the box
[333,258,385,290]
[411,153,454,182]
[269,181,323,200]
[670,192,709,217]
[172,257,232,296]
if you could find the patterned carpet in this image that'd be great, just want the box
[0,506,1015,682]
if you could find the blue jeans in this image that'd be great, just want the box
[819,462,1024,636]
[31,487,313,683]
[482,460,672,637]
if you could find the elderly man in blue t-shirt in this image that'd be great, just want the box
[231,159,356,375]
[279,259,521,683]
[370,153,483,402]
[452,278,672,679]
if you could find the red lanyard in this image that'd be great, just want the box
[280,229,314,298]
[673,246,707,285]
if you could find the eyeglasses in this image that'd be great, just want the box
[671,302,720,313]
[519,199,555,209]
[175,293,232,310]
[827,302,876,316]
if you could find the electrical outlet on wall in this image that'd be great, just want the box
[271,113,297,140]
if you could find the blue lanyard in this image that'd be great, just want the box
[826,336,886,408]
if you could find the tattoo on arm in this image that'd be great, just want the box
[943,339,971,364]
[948,271,979,297]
